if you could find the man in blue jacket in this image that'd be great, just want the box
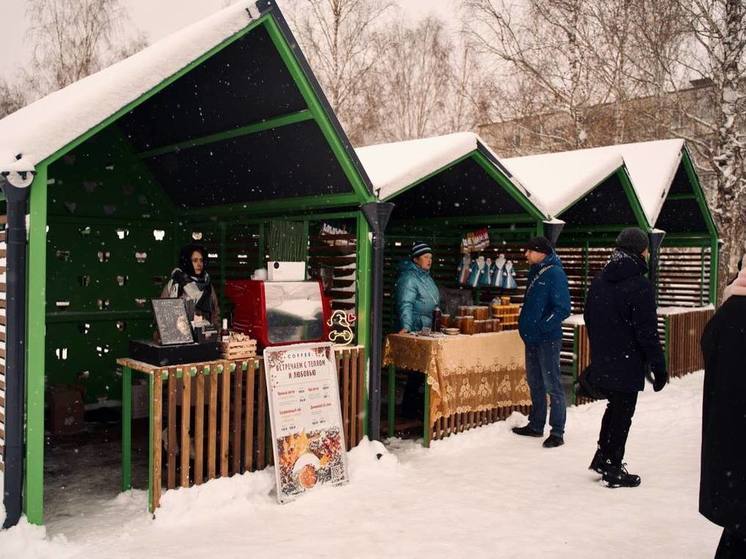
[514,236,571,448]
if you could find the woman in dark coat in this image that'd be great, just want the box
[161,243,221,329]
[700,264,746,558]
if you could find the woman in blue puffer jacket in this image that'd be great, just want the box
[395,242,440,333]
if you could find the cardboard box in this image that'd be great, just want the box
[48,385,85,435]
[267,261,306,281]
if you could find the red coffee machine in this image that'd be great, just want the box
[225,280,332,350]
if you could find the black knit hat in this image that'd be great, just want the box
[410,241,432,259]
[524,236,553,255]
[615,227,649,255]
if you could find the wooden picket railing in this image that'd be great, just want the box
[0,214,6,473]
[430,405,532,441]
[569,307,713,405]
[136,345,365,509]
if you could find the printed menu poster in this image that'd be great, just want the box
[264,342,349,503]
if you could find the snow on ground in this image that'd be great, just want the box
[0,371,720,559]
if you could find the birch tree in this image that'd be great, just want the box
[287,0,394,145]
[26,0,147,96]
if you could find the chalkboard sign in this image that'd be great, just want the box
[152,298,194,345]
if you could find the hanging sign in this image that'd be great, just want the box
[265,342,349,503]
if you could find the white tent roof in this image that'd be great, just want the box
[503,149,625,218]
[503,139,685,226]
[355,133,480,200]
[355,132,547,215]
[0,2,259,174]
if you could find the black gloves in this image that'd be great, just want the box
[652,368,668,392]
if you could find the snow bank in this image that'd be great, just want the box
[2,373,720,559]
[0,2,260,174]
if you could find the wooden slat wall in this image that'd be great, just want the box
[150,347,365,509]
[0,220,6,472]
[657,247,712,308]
[308,230,358,314]
[667,308,714,378]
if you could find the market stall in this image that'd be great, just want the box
[0,0,375,524]
[356,133,550,440]
[504,139,718,401]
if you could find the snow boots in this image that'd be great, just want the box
[602,461,641,488]
[542,434,564,448]
[589,449,605,474]
[511,425,543,437]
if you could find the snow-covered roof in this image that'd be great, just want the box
[355,133,481,201]
[503,139,685,226]
[503,149,625,218]
[0,2,260,174]
[355,132,547,216]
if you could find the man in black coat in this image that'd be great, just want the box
[700,263,746,558]
[583,227,667,487]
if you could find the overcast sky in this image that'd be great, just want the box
[0,0,455,82]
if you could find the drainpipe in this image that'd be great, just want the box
[1,170,33,529]
[648,229,666,303]
[360,202,394,442]
[543,219,565,247]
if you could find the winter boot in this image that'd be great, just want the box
[589,448,605,474]
[542,434,564,448]
[512,425,543,437]
[602,461,641,488]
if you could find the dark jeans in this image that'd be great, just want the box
[525,339,566,437]
[716,528,746,559]
[598,390,638,465]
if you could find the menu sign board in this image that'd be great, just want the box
[264,342,349,503]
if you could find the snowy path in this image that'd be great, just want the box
[1,372,721,559]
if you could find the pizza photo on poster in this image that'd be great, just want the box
[264,342,349,503]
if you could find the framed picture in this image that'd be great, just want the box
[152,298,194,345]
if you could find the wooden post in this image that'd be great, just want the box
[220,364,230,477]
[194,369,205,485]
[152,373,163,511]
[232,362,243,474]
[244,360,255,472]
[208,365,218,479]
[167,369,177,490]
[180,369,191,488]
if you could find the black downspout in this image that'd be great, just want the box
[648,229,666,303]
[543,220,565,247]
[1,172,31,529]
[360,202,394,442]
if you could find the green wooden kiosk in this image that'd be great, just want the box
[0,0,376,526]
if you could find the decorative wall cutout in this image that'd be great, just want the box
[55,347,69,360]
[79,322,91,334]
[97,298,111,310]
[97,251,111,263]
[95,344,111,358]
[115,321,127,332]
[116,275,128,287]
[135,251,147,263]
[64,201,77,213]
[134,297,147,307]
[152,229,165,241]
[79,275,91,287]
[116,228,129,239]
[79,226,92,236]
[55,301,71,310]
[56,250,71,261]
[192,231,203,240]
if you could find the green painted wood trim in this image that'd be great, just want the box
[47,215,174,227]
[388,364,396,438]
[380,152,474,202]
[391,214,536,228]
[137,110,314,159]
[681,150,718,238]
[46,310,152,323]
[37,15,270,170]
[178,192,361,217]
[356,213,372,436]
[666,193,697,201]
[617,167,651,229]
[121,366,132,491]
[472,152,547,221]
[25,166,48,525]
[264,16,373,205]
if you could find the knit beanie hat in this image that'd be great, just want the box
[615,227,649,255]
[410,241,432,259]
[524,236,553,255]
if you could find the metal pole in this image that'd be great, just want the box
[648,229,666,303]
[1,171,32,529]
[360,202,394,441]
